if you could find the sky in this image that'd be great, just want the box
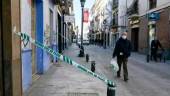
[73,0,95,32]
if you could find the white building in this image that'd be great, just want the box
[90,0,113,48]
[118,0,133,33]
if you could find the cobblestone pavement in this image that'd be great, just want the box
[28,44,170,96]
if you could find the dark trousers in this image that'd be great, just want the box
[151,49,157,61]
[117,57,128,80]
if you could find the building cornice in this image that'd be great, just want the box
[140,2,170,16]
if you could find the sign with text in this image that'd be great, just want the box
[129,19,140,25]
[64,15,75,23]
[148,12,160,21]
[83,9,89,23]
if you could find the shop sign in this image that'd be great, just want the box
[64,15,75,23]
[83,9,89,23]
[129,19,140,25]
[148,12,160,21]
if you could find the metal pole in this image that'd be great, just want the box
[81,7,84,46]
[77,27,78,43]
[125,0,127,31]
[78,6,85,57]
[146,0,150,62]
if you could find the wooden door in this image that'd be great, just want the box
[31,0,36,75]
[0,0,3,95]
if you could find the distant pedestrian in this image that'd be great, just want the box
[112,32,132,82]
[151,37,163,62]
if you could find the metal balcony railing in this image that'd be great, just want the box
[112,0,118,9]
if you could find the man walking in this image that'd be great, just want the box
[112,32,132,82]
[151,37,163,62]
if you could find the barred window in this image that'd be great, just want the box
[149,0,157,9]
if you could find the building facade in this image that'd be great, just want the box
[90,0,113,48]
[118,0,134,32]
[21,0,59,93]
[0,0,75,95]
[110,0,119,48]
[57,0,74,53]
[127,0,170,59]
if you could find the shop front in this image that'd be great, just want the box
[129,16,140,52]
[148,12,160,47]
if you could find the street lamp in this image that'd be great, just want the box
[80,0,85,7]
[78,0,86,57]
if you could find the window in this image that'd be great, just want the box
[112,13,118,26]
[149,0,157,9]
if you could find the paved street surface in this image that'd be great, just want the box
[28,44,170,96]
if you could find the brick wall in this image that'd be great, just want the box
[128,7,170,54]
[156,7,170,49]
[138,15,148,54]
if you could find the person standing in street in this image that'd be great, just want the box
[112,32,132,82]
[151,37,163,62]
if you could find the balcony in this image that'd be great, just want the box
[127,0,138,16]
[112,0,118,9]
[57,0,73,15]
[111,13,118,28]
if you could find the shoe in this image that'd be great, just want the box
[117,75,121,78]
[124,78,129,82]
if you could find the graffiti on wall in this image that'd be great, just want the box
[44,24,50,46]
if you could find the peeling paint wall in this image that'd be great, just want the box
[43,0,57,71]
[21,0,32,93]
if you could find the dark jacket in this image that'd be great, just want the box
[151,40,162,51]
[113,38,132,58]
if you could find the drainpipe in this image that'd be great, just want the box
[146,0,150,62]
[125,0,128,32]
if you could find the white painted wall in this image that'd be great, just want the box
[157,0,170,7]
[43,0,57,46]
[83,23,90,40]
[49,1,57,45]
[118,0,126,32]
[21,0,31,49]
[92,0,109,31]
[49,1,57,33]
[104,0,113,27]
[138,0,148,16]
[139,0,170,16]
[43,0,49,30]
[118,0,133,32]
[43,0,50,46]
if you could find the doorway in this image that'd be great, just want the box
[58,13,62,53]
[31,0,37,76]
[107,33,110,47]
[131,28,139,52]
[50,9,54,62]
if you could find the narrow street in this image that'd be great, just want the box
[1,0,170,96]
[28,44,170,96]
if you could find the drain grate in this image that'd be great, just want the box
[67,93,99,96]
